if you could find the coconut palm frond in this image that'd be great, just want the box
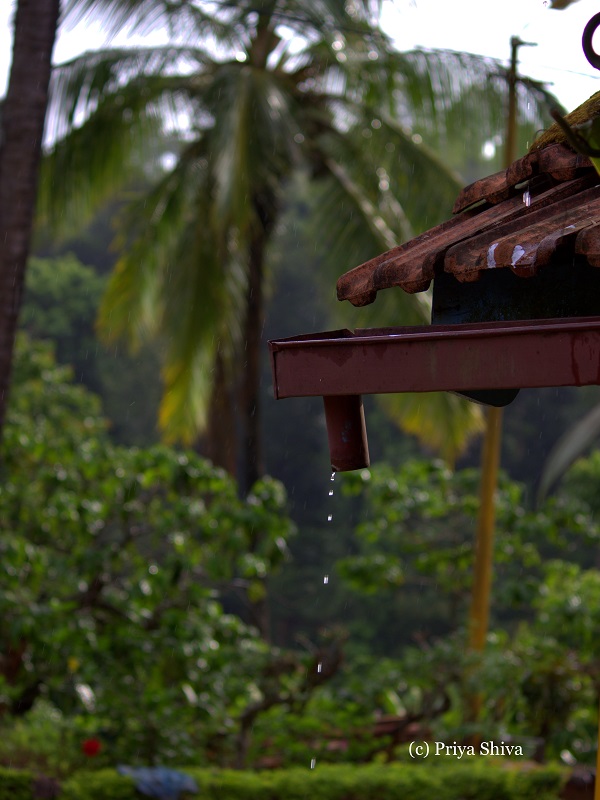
[307,157,401,280]
[537,404,600,503]
[305,156,430,331]
[392,48,559,166]
[47,45,216,139]
[313,102,463,268]
[278,0,384,40]
[97,138,210,346]
[98,139,246,444]
[64,0,242,47]
[206,65,300,237]
[46,0,549,473]
[359,111,464,229]
[39,74,193,234]
[158,201,246,444]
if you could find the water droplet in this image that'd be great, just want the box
[317,662,322,673]
[328,489,334,496]
[327,514,333,522]
[323,575,329,584]
[310,758,316,769]
[330,471,336,481]
[523,189,531,207]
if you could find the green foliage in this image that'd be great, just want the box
[247,692,380,767]
[0,336,297,765]
[46,763,567,800]
[42,0,560,458]
[507,764,567,800]
[61,769,134,800]
[562,448,600,514]
[338,460,600,633]
[20,256,104,374]
[0,702,82,779]
[533,561,600,660]
[537,405,600,502]
[504,560,600,762]
[5,329,600,775]
[320,459,600,760]
[0,767,33,800]
[376,568,600,764]
[20,253,161,445]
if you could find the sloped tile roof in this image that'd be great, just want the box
[337,142,599,307]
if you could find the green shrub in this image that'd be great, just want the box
[182,763,565,800]
[0,761,568,800]
[60,770,135,800]
[507,763,566,800]
[0,766,33,800]
[0,702,90,779]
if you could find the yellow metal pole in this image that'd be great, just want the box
[467,406,503,727]
[466,36,530,729]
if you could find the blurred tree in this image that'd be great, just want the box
[561,447,600,515]
[0,335,349,766]
[336,460,600,652]
[0,0,60,444]
[40,0,556,491]
[20,254,162,444]
[20,255,105,386]
[480,561,600,763]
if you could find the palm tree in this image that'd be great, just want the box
[0,0,61,445]
[41,0,552,492]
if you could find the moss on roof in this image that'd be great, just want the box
[529,90,600,152]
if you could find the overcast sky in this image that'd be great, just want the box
[1,0,599,112]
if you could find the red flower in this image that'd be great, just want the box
[81,738,102,757]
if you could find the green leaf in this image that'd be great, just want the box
[537,403,600,503]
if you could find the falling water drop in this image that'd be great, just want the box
[327,471,335,516]
[310,758,316,769]
[323,574,329,584]
[317,662,322,673]
[523,189,531,207]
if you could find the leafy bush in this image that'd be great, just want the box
[0,703,84,779]
[60,770,134,800]
[0,767,33,800]
[0,337,297,766]
[53,763,567,800]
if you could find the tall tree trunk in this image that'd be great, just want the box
[0,0,60,442]
[239,226,266,496]
[203,349,238,475]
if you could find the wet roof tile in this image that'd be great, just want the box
[337,142,599,307]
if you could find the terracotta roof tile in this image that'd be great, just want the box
[337,143,599,307]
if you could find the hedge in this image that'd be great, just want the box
[1,761,567,800]
[0,766,33,800]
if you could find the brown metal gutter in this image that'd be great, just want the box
[269,317,600,471]
[270,316,600,398]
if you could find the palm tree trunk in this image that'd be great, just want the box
[239,225,266,496]
[0,0,60,442]
[204,350,238,475]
